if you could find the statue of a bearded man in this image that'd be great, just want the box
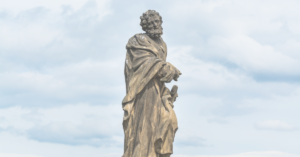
[122,10,181,157]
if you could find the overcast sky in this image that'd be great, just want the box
[0,0,300,157]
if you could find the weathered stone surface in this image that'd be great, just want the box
[122,10,181,157]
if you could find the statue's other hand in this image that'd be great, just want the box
[159,62,181,83]
[160,70,174,83]
[173,69,181,81]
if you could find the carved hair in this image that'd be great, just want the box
[140,10,163,31]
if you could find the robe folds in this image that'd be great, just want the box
[122,33,178,157]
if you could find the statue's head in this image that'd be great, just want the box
[140,10,163,38]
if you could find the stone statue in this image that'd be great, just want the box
[122,10,181,157]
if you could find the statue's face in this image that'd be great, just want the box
[147,16,161,30]
[146,15,163,38]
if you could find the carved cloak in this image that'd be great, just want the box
[122,33,178,157]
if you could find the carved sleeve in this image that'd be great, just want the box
[157,62,181,83]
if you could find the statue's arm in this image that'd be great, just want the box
[157,62,181,83]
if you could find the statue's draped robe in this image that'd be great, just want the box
[122,34,178,157]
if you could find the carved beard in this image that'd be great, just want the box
[146,25,163,38]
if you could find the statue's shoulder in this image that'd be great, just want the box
[127,33,149,45]
[160,37,167,48]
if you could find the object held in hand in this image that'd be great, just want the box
[169,85,178,108]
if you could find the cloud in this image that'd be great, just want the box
[207,117,228,124]
[0,59,124,108]
[0,104,123,146]
[0,0,113,71]
[167,45,298,99]
[27,122,121,147]
[166,0,300,82]
[0,0,111,17]
[208,35,300,75]
[0,0,123,108]
[254,120,298,131]
[173,151,300,157]
[0,154,43,157]
[175,135,208,147]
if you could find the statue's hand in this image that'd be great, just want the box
[159,63,174,83]
[173,67,182,81]
[160,71,174,83]
[159,62,181,83]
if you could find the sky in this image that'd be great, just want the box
[0,0,300,157]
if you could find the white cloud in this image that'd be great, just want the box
[167,45,298,98]
[0,59,124,107]
[175,135,207,147]
[208,35,300,74]
[169,0,300,34]
[255,120,297,131]
[173,151,300,157]
[168,0,300,77]
[0,153,43,157]
[0,103,123,146]
[0,20,62,51]
[0,107,34,132]
[276,40,300,59]
[0,0,111,54]
[0,0,111,16]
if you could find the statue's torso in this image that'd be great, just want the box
[144,34,167,61]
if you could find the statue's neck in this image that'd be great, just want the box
[149,36,162,45]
